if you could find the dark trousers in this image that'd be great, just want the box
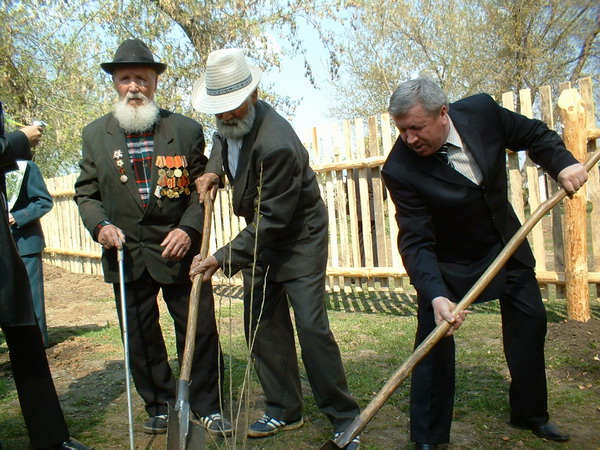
[410,261,549,443]
[22,254,48,347]
[2,324,69,448]
[242,264,360,432]
[113,270,223,417]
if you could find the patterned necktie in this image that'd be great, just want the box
[436,144,453,167]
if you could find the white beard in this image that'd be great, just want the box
[216,101,256,140]
[113,93,160,133]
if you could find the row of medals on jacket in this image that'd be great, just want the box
[113,151,191,199]
[156,155,191,198]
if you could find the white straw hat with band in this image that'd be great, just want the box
[192,48,262,115]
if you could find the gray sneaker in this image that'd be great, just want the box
[198,412,233,437]
[143,414,168,434]
[247,415,304,438]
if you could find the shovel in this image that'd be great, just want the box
[321,148,600,449]
[167,193,214,450]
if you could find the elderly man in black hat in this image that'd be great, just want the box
[190,48,361,448]
[74,39,231,437]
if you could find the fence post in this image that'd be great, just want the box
[557,89,590,321]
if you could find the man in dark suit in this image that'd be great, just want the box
[8,159,53,347]
[1,102,89,449]
[381,78,588,449]
[189,48,360,448]
[74,39,230,437]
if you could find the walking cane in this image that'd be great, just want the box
[118,242,135,450]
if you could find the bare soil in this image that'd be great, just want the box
[1,264,599,449]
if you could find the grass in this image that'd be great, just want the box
[0,291,599,449]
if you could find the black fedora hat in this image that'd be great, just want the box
[101,39,167,75]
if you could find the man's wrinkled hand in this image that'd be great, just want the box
[432,296,469,336]
[98,224,126,250]
[189,254,219,282]
[557,163,587,198]
[195,173,220,204]
[161,228,191,261]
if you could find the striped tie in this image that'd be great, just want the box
[436,144,453,167]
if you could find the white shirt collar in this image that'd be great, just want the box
[445,117,463,148]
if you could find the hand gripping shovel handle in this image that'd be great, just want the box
[117,242,135,450]
[326,148,600,449]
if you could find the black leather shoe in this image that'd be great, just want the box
[530,421,570,441]
[511,419,569,442]
[54,438,93,450]
[415,444,438,450]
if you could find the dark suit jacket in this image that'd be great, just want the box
[10,160,53,256]
[75,109,207,284]
[382,93,578,304]
[1,127,36,326]
[205,100,328,282]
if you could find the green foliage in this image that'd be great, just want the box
[327,0,600,119]
[1,0,340,176]
[3,1,597,176]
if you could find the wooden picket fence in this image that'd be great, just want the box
[41,78,600,310]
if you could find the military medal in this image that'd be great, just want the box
[154,154,192,198]
[113,150,128,184]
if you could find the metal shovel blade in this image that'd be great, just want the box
[167,380,205,450]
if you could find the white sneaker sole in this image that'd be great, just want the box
[247,418,304,438]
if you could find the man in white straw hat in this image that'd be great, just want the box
[75,38,231,437]
[190,48,361,448]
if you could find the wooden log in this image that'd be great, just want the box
[536,271,600,284]
[579,77,600,296]
[354,118,374,290]
[43,247,101,258]
[540,85,566,299]
[312,155,386,173]
[502,92,526,222]
[326,267,407,277]
[380,113,403,270]
[558,89,590,321]
[344,120,361,269]
[520,89,546,277]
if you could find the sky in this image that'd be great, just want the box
[259,21,340,132]
[264,54,331,131]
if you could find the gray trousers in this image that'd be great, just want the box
[242,263,360,432]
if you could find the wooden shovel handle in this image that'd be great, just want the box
[179,192,213,380]
[334,148,600,448]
